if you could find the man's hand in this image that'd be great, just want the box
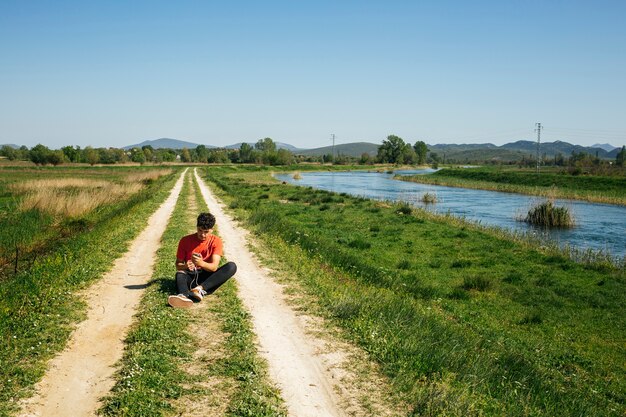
[191,253,203,269]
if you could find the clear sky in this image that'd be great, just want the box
[1,0,625,149]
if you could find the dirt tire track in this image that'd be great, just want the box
[194,169,347,417]
[18,170,187,417]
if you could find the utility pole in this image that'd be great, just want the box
[331,133,335,164]
[535,122,542,173]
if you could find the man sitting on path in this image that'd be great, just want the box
[168,212,237,308]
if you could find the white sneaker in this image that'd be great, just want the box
[168,294,193,308]
[189,287,207,302]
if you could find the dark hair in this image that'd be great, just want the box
[197,212,216,229]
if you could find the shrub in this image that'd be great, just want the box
[522,201,575,228]
[396,202,413,215]
[397,260,412,270]
[520,311,543,325]
[421,192,437,204]
[461,275,492,291]
[347,238,371,250]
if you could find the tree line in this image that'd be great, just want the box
[2,136,625,169]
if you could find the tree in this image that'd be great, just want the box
[111,148,129,163]
[156,148,176,162]
[81,147,99,165]
[207,150,229,163]
[274,148,295,165]
[98,148,117,164]
[1,145,18,161]
[255,137,277,153]
[29,144,51,165]
[359,152,373,165]
[413,141,428,165]
[195,145,209,163]
[61,145,81,163]
[429,152,441,169]
[130,147,146,164]
[616,146,625,167]
[377,135,408,164]
[180,148,192,163]
[400,146,417,164]
[48,150,65,166]
[142,147,154,163]
[239,143,254,163]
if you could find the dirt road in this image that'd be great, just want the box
[18,170,186,417]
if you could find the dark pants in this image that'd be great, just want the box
[175,261,237,296]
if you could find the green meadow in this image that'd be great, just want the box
[201,165,625,416]
[0,164,624,416]
[397,167,626,205]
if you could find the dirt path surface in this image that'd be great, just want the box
[194,170,348,417]
[18,170,186,417]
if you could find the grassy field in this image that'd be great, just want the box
[0,166,179,416]
[0,166,172,279]
[396,167,626,205]
[201,166,625,416]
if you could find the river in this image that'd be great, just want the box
[274,169,626,260]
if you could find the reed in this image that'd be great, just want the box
[123,169,171,184]
[421,192,437,204]
[522,200,575,228]
[12,179,143,217]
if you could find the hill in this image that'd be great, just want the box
[123,138,211,150]
[295,142,380,157]
[592,143,619,152]
[500,140,615,158]
[429,143,499,152]
[223,142,302,152]
[0,144,20,149]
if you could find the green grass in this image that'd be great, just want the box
[397,167,626,205]
[100,169,285,416]
[200,166,625,416]
[0,168,180,417]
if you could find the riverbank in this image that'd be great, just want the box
[202,166,625,416]
[395,167,626,205]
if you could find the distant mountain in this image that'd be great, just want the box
[430,140,623,163]
[223,142,303,152]
[592,143,618,152]
[295,142,380,157]
[429,143,498,152]
[0,144,20,149]
[500,140,612,158]
[608,147,622,158]
[123,138,212,150]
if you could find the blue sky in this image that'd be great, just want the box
[1,1,625,149]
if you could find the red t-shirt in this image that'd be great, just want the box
[176,233,224,262]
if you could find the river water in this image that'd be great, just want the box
[274,169,626,260]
